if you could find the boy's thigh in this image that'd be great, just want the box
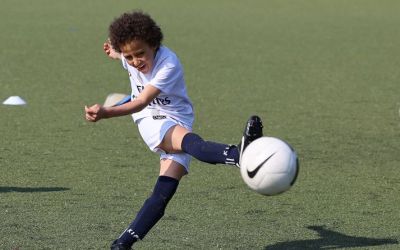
[159,157,189,180]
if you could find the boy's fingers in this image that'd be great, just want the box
[85,105,96,115]
[86,113,96,121]
[85,106,94,114]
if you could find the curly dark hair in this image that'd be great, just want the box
[108,11,163,53]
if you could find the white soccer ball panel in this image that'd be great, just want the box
[258,172,291,195]
[240,137,298,196]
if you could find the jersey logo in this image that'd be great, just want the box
[136,85,171,106]
[153,115,167,120]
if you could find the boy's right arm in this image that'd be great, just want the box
[103,40,121,60]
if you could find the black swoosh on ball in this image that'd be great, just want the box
[247,153,276,178]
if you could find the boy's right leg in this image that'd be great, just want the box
[111,159,186,250]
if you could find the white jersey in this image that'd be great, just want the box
[121,46,194,127]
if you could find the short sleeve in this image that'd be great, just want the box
[149,60,183,94]
[121,57,128,70]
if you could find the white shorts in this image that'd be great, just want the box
[136,116,192,172]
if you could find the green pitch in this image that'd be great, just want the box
[1,0,399,249]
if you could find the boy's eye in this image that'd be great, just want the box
[134,51,145,57]
[125,55,133,60]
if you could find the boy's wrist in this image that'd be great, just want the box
[101,107,111,119]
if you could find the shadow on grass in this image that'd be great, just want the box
[0,186,70,193]
[265,225,398,249]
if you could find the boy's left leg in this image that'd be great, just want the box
[181,133,240,166]
[159,124,240,166]
[160,116,264,167]
[111,159,186,250]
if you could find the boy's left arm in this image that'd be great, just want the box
[85,85,161,122]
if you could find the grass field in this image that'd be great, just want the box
[1,0,400,249]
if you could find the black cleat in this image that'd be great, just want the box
[110,240,132,250]
[238,115,264,166]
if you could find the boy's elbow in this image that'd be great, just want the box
[133,98,150,112]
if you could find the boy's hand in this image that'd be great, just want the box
[85,104,107,122]
[103,39,121,60]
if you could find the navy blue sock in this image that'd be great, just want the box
[181,133,239,166]
[117,176,179,246]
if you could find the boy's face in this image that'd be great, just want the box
[120,40,157,74]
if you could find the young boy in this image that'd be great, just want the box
[85,11,263,250]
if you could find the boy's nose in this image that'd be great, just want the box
[133,58,141,67]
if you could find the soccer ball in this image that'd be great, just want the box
[240,137,299,196]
